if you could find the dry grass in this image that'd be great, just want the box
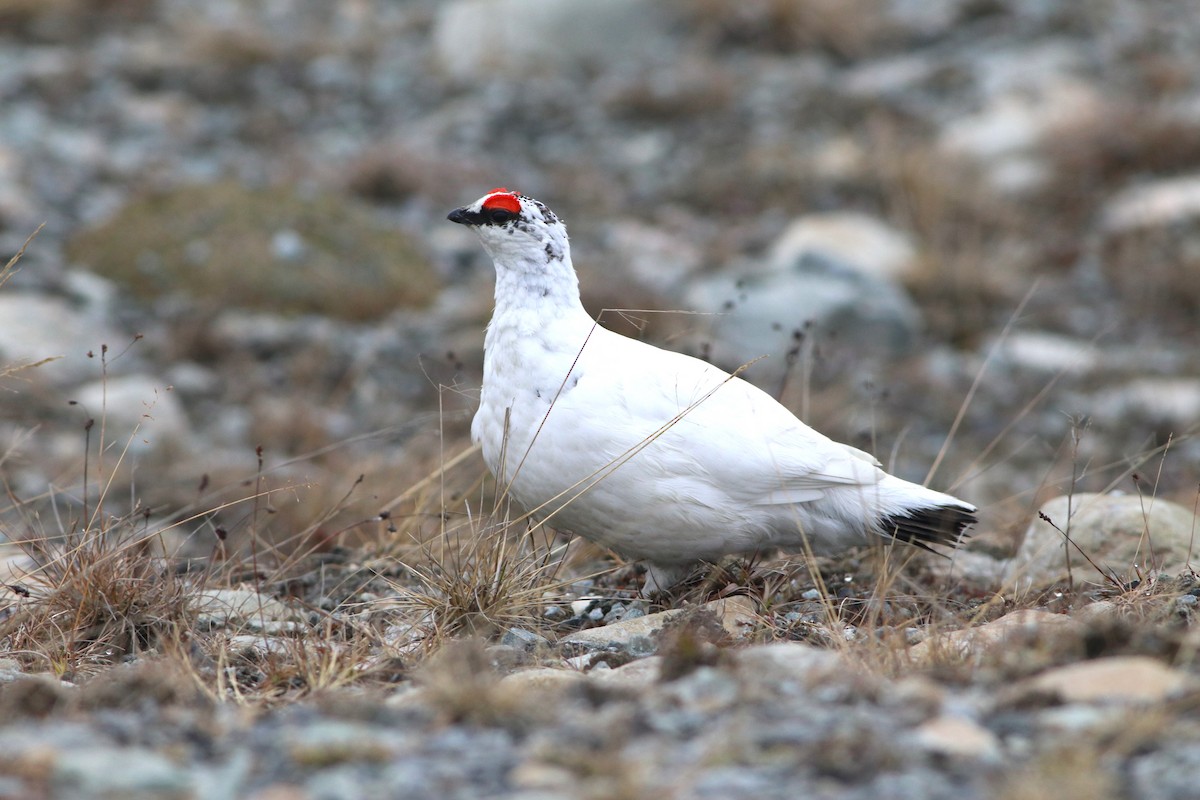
[0,0,155,37]
[386,510,572,645]
[2,293,1186,701]
[679,0,893,60]
[1,517,193,680]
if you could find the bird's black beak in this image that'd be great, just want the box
[447,207,472,225]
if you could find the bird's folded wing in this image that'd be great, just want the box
[586,333,888,505]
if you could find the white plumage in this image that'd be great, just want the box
[449,189,976,592]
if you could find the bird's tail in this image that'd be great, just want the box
[872,478,977,551]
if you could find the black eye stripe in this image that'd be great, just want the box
[447,207,519,226]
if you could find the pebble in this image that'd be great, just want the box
[559,596,757,656]
[914,715,1002,762]
[1022,656,1194,705]
[500,628,550,652]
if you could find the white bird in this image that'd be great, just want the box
[449,189,976,594]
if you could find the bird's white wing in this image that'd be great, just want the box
[581,331,886,506]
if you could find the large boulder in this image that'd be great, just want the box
[1008,493,1198,592]
[0,293,127,387]
[683,212,921,379]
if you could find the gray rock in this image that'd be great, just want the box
[936,49,1098,191]
[432,0,668,82]
[766,213,918,283]
[0,658,22,683]
[1100,174,1200,233]
[994,331,1100,375]
[71,374,191,454]
[501,627,550,652]
[194,588,301,628]
[228,634,294,659]
[1094,378,1200,427]
[52,747,191,796]
[601,220,703,296]
[0,778,27,799]
[685,217,922,379]
[733,642,851,686]
[561,597,757,656]
[908,610,1078,665]
[1129,742,1200,800]
[1009,493,1199,592]
[0,293,127,386]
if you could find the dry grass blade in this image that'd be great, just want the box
[385,499,576,648]
[0,225,62,380]
[1,510,195,680]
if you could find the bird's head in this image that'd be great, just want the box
[448,188,569,269]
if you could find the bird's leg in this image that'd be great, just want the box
[642,562,696,598]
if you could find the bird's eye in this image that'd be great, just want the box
[489,209,515,224]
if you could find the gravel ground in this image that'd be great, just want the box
[2,1,1200,797]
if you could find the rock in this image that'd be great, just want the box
[0,658,22,683]
[498,667,583,699]
[938,73,1100,191]
[1034,704,1123,738]
[914,715,1002,761]
[193,589,300,628]
[1100,174,1200,233]
[0,293,127,387]
[908,609,1077,664]
[684,217,922,378]
[1095,378,1200,428]
[560,596,756,657]
[590,655,662,688]
[228,635,294,659]
[500,627,551,652]
[1072,600,1119,624]
[1128,742,1200,800]
[600,220,703,296]
[71,374,191,454]
[713,595,759,639]
[283,720,398,765]
[1008,493,1198,592]
[52,747,191,796]
[733,641,851,686]
[995,331,1100,375]
[925,549,1010,590]
[432,0,668,82]
[766,212,918,283]
[0,545,38,590]
[1021,656,1194,704]
[508,760,577,792]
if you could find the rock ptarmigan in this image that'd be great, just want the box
[449,189,976,594]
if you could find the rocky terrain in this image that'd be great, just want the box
[1,0,1200,797]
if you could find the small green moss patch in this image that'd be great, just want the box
[68,180,438,319]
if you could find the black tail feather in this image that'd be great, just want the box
[878,504,977,552]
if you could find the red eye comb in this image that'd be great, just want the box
[482,189,521,214]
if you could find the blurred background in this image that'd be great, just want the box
[0,0,1197,555]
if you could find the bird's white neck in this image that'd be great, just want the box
[483,231,591,328]
[492,258,586,319]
